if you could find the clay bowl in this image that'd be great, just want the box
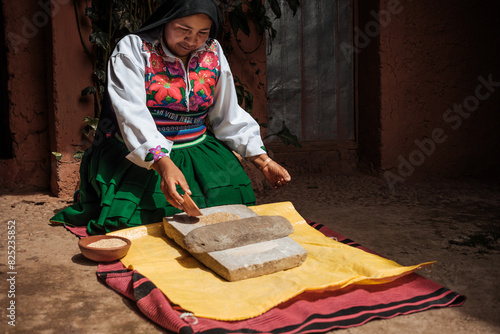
[78,235,131,262]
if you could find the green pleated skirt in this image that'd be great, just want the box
[50,133,256,235]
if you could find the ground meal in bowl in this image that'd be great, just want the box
[87,238,128,248]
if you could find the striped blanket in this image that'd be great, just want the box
[90,222,465,333]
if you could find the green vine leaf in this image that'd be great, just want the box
[234,76,253,114]
[265,122,302,147]
[228,6,250,36]
[268,27,277,40]
[286,0,301,15]
[89,31,109,50]
[83,117,99,131]
[268,0,282,18]
[82,116,99,138]
[74,150,85,160]
[93,69,106,82]
[52,152,63,161]
[84,6,96,21]
[81,86,96,96]
[276,124,301,147]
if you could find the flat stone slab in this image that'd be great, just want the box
[163,205,308,281]
[193,237,308,281]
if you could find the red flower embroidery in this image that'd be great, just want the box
[142,41,153,52]
[155,43,166,57]
[149,75,184,104]
[198,52,218,71]
[145,66,154,86]
[150,54,166,73]
[190,69,216,97]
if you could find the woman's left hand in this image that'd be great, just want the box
[251,155,291,189]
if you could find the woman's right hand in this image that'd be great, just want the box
[152,157,191,210]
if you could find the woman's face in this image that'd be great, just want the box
[163,13,212,57]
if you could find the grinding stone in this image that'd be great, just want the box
[183,215,294,253]
[163,205,258,250]
[162,204,308,281]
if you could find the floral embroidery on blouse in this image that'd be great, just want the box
[190,69,216,102]
[144,40,220,112]
[149,53,166,73]
[198,52,218,71]
[147,75,185,107]
[146,145,169,162]
[155,42,167,57]
[142,41,153,52]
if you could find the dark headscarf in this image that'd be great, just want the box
[134,0,221,38]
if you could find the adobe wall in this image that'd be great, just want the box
[0,0,93,197]
[221,16,268,132]
[0,0,52,192]
[358,0,500,187]
[47,0,93,197]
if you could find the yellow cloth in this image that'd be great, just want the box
[109,202,434,321]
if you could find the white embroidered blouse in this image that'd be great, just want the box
[106,27,266,169]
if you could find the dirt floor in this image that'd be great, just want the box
[1,172,499,334]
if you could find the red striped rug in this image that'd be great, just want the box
[85,222,465,333]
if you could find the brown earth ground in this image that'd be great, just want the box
[1,171,499,333]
